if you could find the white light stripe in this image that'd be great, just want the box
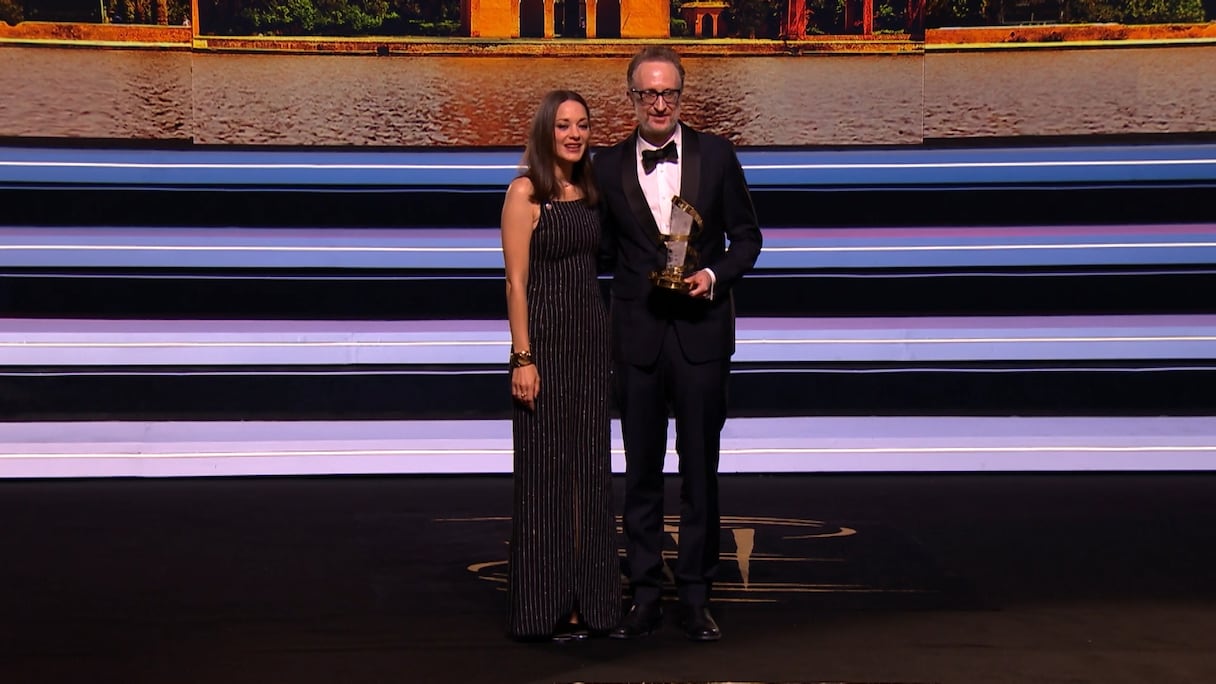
[6,241,1214,255]
[0,449,513,459]
[0,161,519,171]
[4,445,1214,460]
[3,245,502,253]
[3,365,1214,378]
[722,446,1216,454]
[3,334,1212,350]
[3,334,1213,349]
[744,159,1216,170]
[751,269,1216,279]
[0,273,503,281]
[0,340,506,348]
[739,335,1216,344]
[0,370,500,377]
[732,365,1216,374]
[765,242,1216,253]
[3,158,1215,172]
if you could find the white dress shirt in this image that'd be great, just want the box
[636,128,716,297]
[635,129,682,236]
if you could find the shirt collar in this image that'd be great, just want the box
[637,126,682,155]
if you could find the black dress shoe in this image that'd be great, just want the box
[609,603,663,639]
[681,607,721,642]
[551,620,590,643]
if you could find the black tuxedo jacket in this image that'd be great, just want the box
[595,124,763,366]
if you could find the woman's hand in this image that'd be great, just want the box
[512,364,540,411]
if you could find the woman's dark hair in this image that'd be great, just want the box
[522,89,598,207]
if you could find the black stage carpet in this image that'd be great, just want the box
[2,474,1215,684]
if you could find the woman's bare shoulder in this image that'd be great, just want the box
[506,175,535,199]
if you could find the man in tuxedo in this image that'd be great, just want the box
[595,46,763,642]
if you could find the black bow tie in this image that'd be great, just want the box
[641,141,678,174]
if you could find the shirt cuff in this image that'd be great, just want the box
[704,268,717,301]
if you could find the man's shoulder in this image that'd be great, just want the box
[593,137,633,159]
[683,125,733,154]
[591,138,632,179]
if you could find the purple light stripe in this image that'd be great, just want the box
[4,314,1212,332]
[2,416,1215,477]
[6,224,1215,246]
[2,315,1214,365]
[5,224,1216,271]
[5,142,1216,187]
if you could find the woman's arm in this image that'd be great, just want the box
[500,177,541,410]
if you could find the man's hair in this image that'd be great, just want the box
[626,46,685,88]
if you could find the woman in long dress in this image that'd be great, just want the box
[500,90,621,641]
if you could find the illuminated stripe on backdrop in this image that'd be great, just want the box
[2,416,1215,476]
[4,227,1216,269]
[3,315,1215,364]
[3,144,1216,186]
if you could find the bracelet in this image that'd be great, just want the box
[509,349,534,368]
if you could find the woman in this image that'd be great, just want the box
[500,90,621,641]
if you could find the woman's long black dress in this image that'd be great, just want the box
[508,198,621,639]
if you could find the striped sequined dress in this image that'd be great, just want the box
[508,198,621,639]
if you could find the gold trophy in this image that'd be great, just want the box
[650,195,704,293]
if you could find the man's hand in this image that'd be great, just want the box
[683,270,713,299]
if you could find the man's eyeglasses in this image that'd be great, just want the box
[630,88,682,105]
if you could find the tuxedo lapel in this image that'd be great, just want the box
[620,131,666,249]
[678,123,701,210]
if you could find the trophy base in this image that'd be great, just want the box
[650,271,692,293]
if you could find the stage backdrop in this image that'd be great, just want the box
[1,0,1215,146]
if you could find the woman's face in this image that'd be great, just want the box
[553,99,590,166]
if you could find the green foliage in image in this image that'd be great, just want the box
[0,0,24,24]
[199,0,459,35]
[925,0,1205,25]
[668,0,687,36]
[239,0,392,34]
[725,0,781,37]
[386,0,458,34]
[804,0,908,34]
[105,0,189,24]
[1074,0,1204,22]
[16,0,1200,34]
[11,0,187,23]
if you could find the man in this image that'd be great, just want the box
[595,46,763,642]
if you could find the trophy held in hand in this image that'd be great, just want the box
[650,195,704,293]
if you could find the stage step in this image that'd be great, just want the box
[4,315,1214,366]
[2,416,1214,477]
[5,143,1216,230]
[4,224,1216,318]
[2,142,1213,473]
[5,268,1216,319]
[2,315,1214,420]
[5,224,1216,270]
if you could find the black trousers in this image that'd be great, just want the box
[616,323,729,609]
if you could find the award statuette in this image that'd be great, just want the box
[650,195,704,293]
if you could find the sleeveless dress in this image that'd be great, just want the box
[508,198,621,639]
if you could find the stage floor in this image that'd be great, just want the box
[2,473,1214,684]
